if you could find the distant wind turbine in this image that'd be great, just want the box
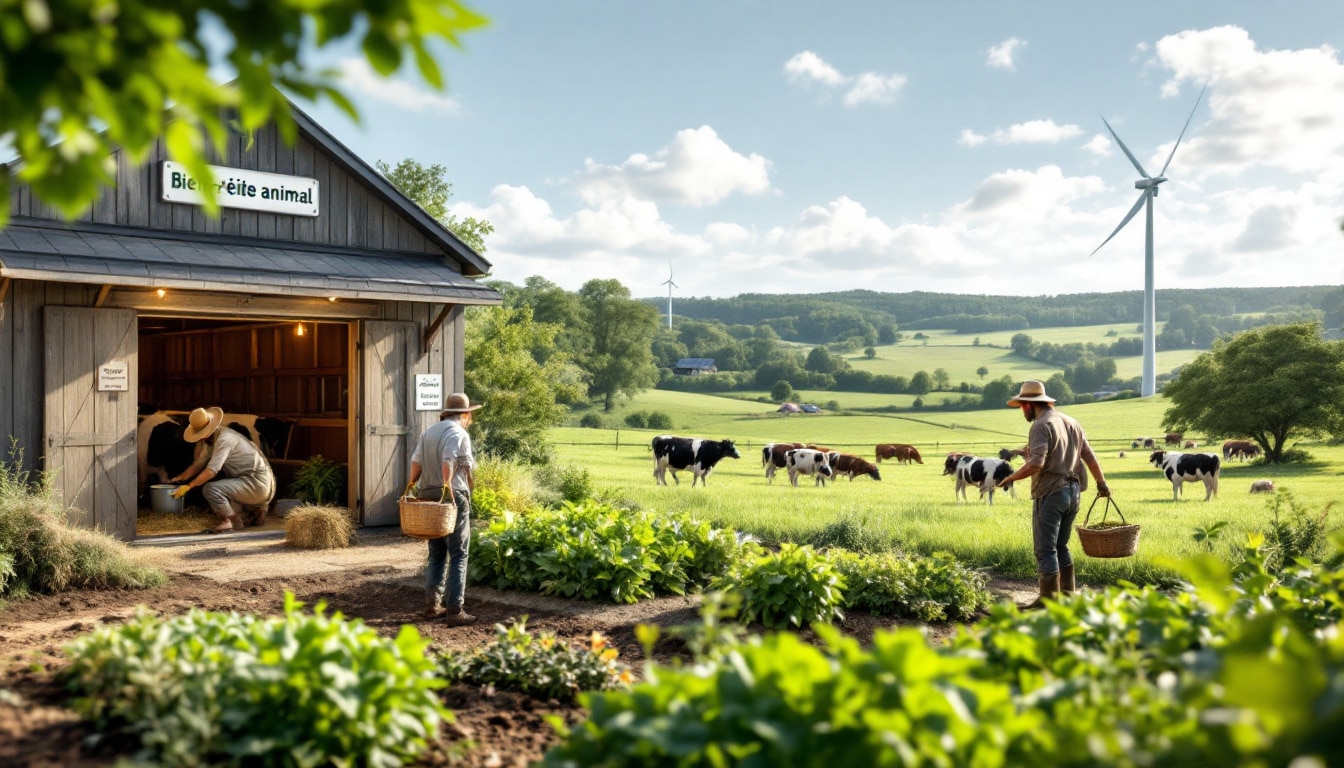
[1091,85,1206,398]
[660,262,678,330]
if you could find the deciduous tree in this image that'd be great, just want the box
[376,158,494,253]
[578,279,659,411]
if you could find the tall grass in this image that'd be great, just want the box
[0,445,165,600]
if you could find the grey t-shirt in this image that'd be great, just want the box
[205,427,273,480]
[411,418,474,493]
[1027,408,1094,499]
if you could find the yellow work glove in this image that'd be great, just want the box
[404,481,418,498]
[172,485,191,499]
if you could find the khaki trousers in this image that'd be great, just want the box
[203,473,276,520]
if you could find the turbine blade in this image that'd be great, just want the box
[670,281,679,289]
[1158,83,1207,177]
[1090,191,1150,256]
[1102,117,1150,179]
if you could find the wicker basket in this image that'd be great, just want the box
[399,491,457,540]
[1076,496,1140,558]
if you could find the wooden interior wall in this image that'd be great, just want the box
[6,125,445,257]
[0,280,100,475]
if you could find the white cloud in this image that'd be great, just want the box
[784,51,907,107]
[576,126,773,207]
[960,119,1084,146]
[705,222,753,246]
[986,37,1026,70]
[335,58,459,114]
[1083,134,1114,157]
[1230,204,1298,252]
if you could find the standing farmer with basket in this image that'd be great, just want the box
[408,393,482,626]
[996,380,1111,609]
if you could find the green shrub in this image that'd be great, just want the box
[1261,489,1334,571]
[470,501,755,603]
[288,454,345,505]
[644,411,673,430]
[63,593,446,768]
[473,455,542,515]
[439,618,630,704]
[811,510,895,553]
[718,543,845,628]
[538,463,594,506]
[623,411,648,429]
[831,550,988,622]
[578,413,605,429]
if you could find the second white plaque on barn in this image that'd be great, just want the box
[415,374,443,411]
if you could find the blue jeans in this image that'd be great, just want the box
[1032,481,1079,575]
[423,488,471,609]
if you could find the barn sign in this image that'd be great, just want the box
[415,374,443,411]
[97,360,130,392]
[161,161,320,217]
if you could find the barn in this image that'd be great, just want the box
[0,104,501,540]
[673,358,717,376]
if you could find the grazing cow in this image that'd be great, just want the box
[1222,440,1261,462]
[876,443,923,464]
[762,442,805,484]
[1250,479,1275,494]
[943,452,971,476]
[1143,437,1156,449]
[221,414,295,460]
[1183,440,1197,449]
[952,456,1014,504]
[1118,451,1127,458]
[1165,432,1184,446]
[652,435,741,487]
[998,446,1028,462]
[832,454,881,482]
[785,448,833,487]
[1149,451,1221,501]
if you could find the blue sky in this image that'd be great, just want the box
[300,2,1344,299]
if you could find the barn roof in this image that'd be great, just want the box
[674,358,717,369]
[0,221,500,304]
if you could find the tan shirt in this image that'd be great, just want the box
[1027,408,1094,499]
[205,428,273,480]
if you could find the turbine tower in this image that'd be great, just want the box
[660,262,678,330]
[1091,86,1205,398]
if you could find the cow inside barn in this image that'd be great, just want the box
[952,456,1014,504]
[875,443,922,464]
[1149,450,1221,501]
[832,454,881,482]
[762,442,805,484]
[785,448,833,487]
[652,435,740,487]
[137,410,293,498]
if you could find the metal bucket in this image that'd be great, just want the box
[149,484,184,515]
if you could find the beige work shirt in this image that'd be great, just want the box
[1027,408,1094,499]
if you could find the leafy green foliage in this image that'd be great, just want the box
[770,379,794,402]
[579,279,660,411]
[0,0,486,226]
[472,455,544,517]
[63,594,446,768]
[536,464,594,506]
[375,158,494,253]
[1163,323,1344,462]
[288,454,344,505]
[1261,489,1335,572]
[831,550,988,622]
[718,544,846,629]
[578,413,605,429]
[439,618,630,704]
[543,538,1344,768]
[470,501,755,603]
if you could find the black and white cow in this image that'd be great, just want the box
[652,435,741,487]
[137,411,293,495]
[952,456,1015,504]
[761,442,804,484]
[785,448,833,487]
[1149,450,1221,501]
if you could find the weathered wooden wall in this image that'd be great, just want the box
[6,124,443,256]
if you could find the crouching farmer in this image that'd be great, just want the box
[408,393,481,626]
[174,407,276,534]
[997,381,1110,609]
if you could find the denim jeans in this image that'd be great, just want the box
[1032,481,1079,575]
[423,488,472,609]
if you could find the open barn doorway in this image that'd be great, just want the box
[135,316,356,537]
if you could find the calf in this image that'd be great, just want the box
[761,442,804,484]
[952,456,1015,504]
[1150,450,1221,501]
[1250,479,1275,494]
[785,448,833,487]
[652,435,741,487]
[1183,440,1197,449]
[875,443,922,464]
[831,454,881,482]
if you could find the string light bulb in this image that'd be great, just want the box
[156,288,166,298]
[328,296,337,302]
[296,322,306,337]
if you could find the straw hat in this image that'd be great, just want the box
[441,392,484,414]
[183,406,225,442]
[1006,380,1056,408]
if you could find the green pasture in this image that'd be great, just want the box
[845,343,1049,384]
[553,390,1344,585]
[718,390,929,410]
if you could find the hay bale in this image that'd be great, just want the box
[284,505,355,549]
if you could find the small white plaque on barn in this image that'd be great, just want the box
[97,360,129,392]
[415,374,443,411]
[161,161,320,217]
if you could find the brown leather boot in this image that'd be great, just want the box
[424,595,446,619]
[1060,565,1076,594]
[443,606,477,627]
[1020,571,1060,610]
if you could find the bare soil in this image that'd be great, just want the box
[0,531,1034,767]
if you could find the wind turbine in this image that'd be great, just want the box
[660,262,678,330]
[1091,86,1206,398]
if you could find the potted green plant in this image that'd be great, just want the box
[288,455,346,509]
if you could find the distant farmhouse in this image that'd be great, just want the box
[673,358,718,376]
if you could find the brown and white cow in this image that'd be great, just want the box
[1183,440,1197,449]
[1222,440,1261,462]
[831,454,882,482]
[761,442,805,484]
[875,443,922,464]
[1165,432,1184,446]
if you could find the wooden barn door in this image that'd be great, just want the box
[361,321,417,526]
[44,307,138,541]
